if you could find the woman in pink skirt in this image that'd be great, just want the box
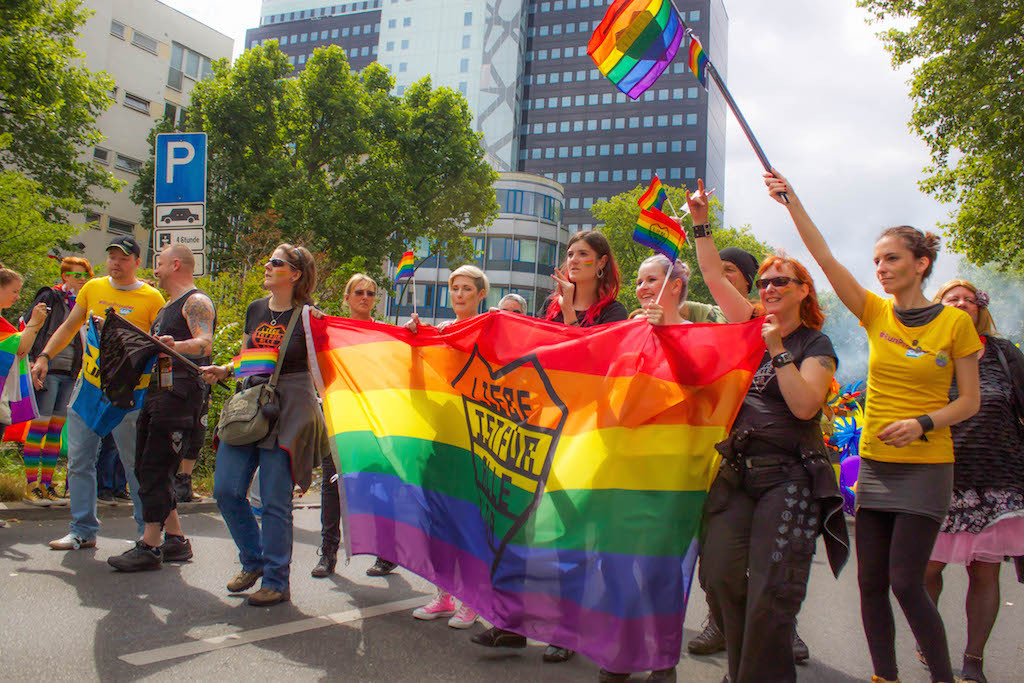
[926,279,1024,683]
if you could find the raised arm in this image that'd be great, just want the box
[764,171,868,319]
[689,179,756,323]
[17,302,49,356]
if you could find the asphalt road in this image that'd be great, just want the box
[1,507,1021,682]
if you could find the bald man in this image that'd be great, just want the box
[108,245,217,572]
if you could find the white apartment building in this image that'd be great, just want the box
[74,0,232,266]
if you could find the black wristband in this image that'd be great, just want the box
[38,352,51,362]
[693,224,712,238]
[771,350,794,368]
[915,414,934,434]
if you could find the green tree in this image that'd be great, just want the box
[858,0,1024,267]
[592,185,772,313]
[954,261,1024,344]
[0,0,120,219]
[132,43,499,281]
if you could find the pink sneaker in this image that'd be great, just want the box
[412,591,456,620]
[448,602,478,629]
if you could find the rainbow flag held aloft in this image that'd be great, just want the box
[308,310,764,672]
[686,28,710,88]
[587,0,685,100]
[638,175,669,212]
[233,348,278,378]
[634,206,687,262]
[395,250,416,281]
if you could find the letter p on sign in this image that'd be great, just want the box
[165,142,195,183]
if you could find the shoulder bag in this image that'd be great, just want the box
[217,306,300,446]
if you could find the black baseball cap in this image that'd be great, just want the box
[107,234,141,257]
[718,247,760,292]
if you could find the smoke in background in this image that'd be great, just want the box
[819,262,1024,385]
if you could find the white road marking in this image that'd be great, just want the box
[119,596,427,666]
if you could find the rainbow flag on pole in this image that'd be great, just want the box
[307,310,764,672]
[634,206,687,262]
[686,28,710,88]
[587,0,685,100]
[638,175,669,212]
[395,250,415,281]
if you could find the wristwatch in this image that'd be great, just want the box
[693,224,712,238]
[38,352,51,362]
[771,350,794,368]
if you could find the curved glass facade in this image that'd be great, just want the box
[495,188,562,223]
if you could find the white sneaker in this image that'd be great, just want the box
[49,533,96,550]
[412,591,456,620]
[448,602,478,629]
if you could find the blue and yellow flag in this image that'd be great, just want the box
[71,318,153,434]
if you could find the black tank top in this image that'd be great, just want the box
[152,288,216,378]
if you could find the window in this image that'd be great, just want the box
[462,34,471,48]
[559,121,570,132]
[280,36,288,46]
[626,169,637,181]
[557,172,568,183]
[548,97,557,107]
[93,147,109,164]
[459,58,469,72]
[687,113,698,125]
[642,142,653,154]
[123,92,150,114]
[546,122,556,133]
[550,73,559,84]
[643,91,655,102]
[672,114,683,126]
[558,147,568,158]
[688,87,698,98]
[612,170,623,181]
[671,140,682,152]
[600,119,611,130]
[570,172,580,183]
[569,198,580,209]
[643,116,653,127]
[399,62,407,72]
[387,19,396,28]
[538,50,547,60]
[585,145,596,156]
[657,115,668,126]
[573,120,583,132]
[669,168,681,180]
[628,142,638,154]
[685,167,696,179]
[599,144,609,155]
[332,29,339,38]
[563,96,573,107]
[686,140,697,152]
[403,16,412,26]
[361,46,369,56]
[386,41,394,51]
[598,170,608,182]
[531,148,541,159]
[673,88,684,99]
[540,26,549,36]
[582,197,593,208]
[299,54,307,64]
[464,11,473,25]
[551,48,561,59]
[459,81,467,95]
[116,154,142,173]
[489,237,513,260]
[641,169,652,181]
[110,20,125,39]
[656,141,667,153]
[571,146,582,157]
[577,70,587,80]
[658,89,669,101]
[131,30,158,54]
[553,24,562,35]
[533,123,543,134]
[108,217,135,234]
[689,10,700,20]
[628,117,639,128]
[587,94,598,105]
[614,117,625,129]
[545,147,555,159]
[350,27,358,36]
[586,119,597,131]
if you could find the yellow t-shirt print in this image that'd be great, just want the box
[858,291,982,464]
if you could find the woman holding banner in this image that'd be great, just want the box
[202,244,329,607]
[689,181,846,683]
[764,172,980,683]
[472,231,627,667]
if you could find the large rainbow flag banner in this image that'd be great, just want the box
[587,0,685,100]
[308,311,764,672]
[634,206,687,262]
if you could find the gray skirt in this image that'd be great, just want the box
[855,458,954,523]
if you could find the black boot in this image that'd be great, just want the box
[687,614,726,655]
[311,549,337,578]
[793,630,809,664]
[366,557,397,576]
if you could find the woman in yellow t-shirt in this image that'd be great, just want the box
[764,172,981,683]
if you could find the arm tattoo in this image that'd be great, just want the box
[182,294,215,356]
[814,356,837,372]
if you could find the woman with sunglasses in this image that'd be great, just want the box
[20,257,92,505]
[202,244,330,607]
[764,172,981,683]
[473,231,627,667]
[688,181,846,683]
[923,279,1024,683]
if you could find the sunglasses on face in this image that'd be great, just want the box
[266,258,296,269]
[352,289,376,298]
[756,276,804,290]
[65,272,89,280]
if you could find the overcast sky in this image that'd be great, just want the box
[163,0,957,294]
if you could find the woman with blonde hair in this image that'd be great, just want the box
[924,278,1024,683]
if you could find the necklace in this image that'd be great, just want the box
[269,307,288,326]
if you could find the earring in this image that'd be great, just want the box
[597,267,604,279]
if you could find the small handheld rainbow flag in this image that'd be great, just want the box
[633,206,687,262]
[638,176,669,212]
[587,0,685,100]
[395,250,415,282]
[233,348,279,378]
[685,29,709,89]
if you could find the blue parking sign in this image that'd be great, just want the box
[154,133,206,204]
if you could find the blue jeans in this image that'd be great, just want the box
[96,435,126,496]
[213,441,294,591]
[66,381,143,538]
[37,372,75,420]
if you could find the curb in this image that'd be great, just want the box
[0,495,323,522]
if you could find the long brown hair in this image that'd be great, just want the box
[758,255,825,330]
[544,230,620,324]
[276,243,317,305]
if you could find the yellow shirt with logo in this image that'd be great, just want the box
[77,277,165,331]
[859,291,982,464]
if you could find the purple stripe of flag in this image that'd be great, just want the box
[625,21,685,98]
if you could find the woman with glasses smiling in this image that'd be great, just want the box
[923,279,1024,683]
[687,180,847,683]
[202,243,329,607]
[764,171,981,683]
[21,256,92,505]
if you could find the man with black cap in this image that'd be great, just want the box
[32,235,165,551]
[680,246,761,323]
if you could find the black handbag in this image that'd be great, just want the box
[217,306,300,446]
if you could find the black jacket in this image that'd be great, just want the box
[27,286,82,378]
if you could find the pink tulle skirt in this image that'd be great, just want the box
[931,514,1024,564]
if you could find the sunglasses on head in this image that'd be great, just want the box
[65,272,89,280]
[266,258,296,269]
[756,276,804,290]
[352,289,376,297]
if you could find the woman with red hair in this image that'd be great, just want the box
[689,181,848,683]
